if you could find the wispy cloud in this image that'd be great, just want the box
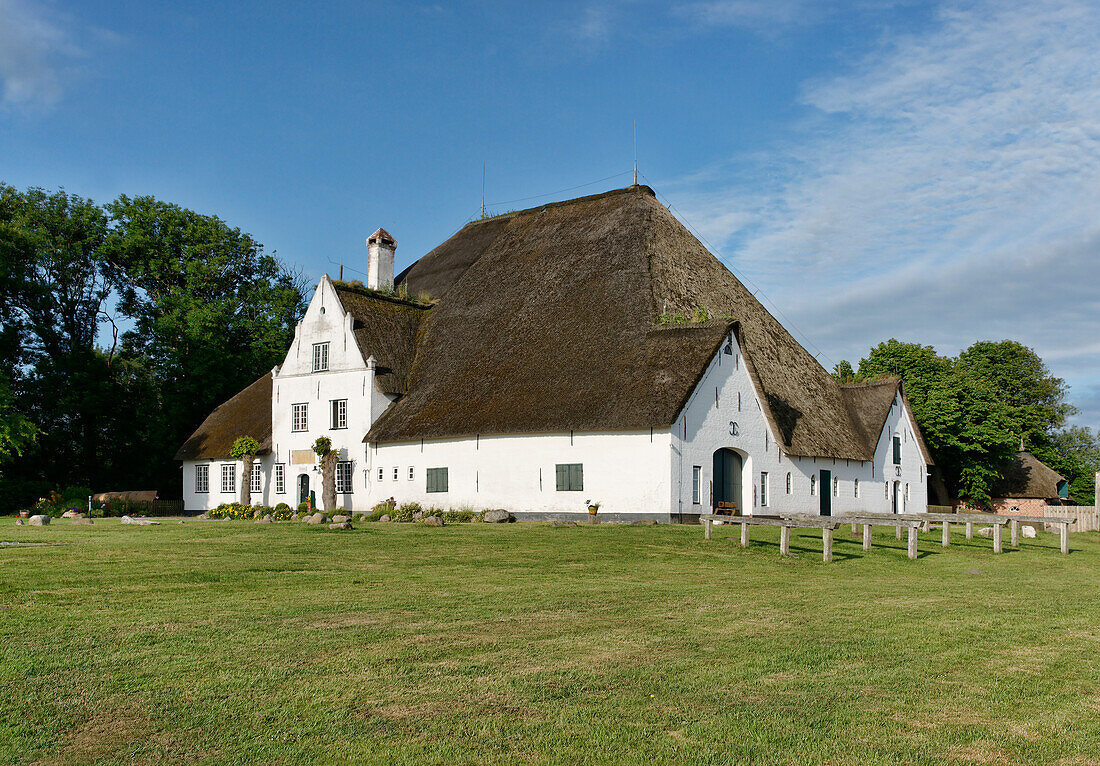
[675,0,822,30]
[666,0,1100,424]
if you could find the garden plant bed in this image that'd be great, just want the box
[2,520,1099,764]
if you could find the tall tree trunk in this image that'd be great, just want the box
[240,453,254,506]
[321,452,336,512]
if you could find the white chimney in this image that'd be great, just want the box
[366,228,396,290]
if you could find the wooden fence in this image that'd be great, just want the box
[1068,507,1100,533]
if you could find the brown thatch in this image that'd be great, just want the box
[840,378,934,465]
[993,451,1066,499]
[368,185,920,461]
[174,374,272,461]
[333,284,428,395]
[92,490,157,503]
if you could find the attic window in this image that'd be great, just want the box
[312,342,329,373]
[723,340,733,355]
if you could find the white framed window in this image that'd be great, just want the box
[426,467,449,493]
[274,464,285,494]
[905,483,910,501]
[330,399,347,429]
[408,466,414,481]
[854,478,860,498]
[336,461,353,494]
[195,464,209,493]
[692,466,701,504]
[221,464,235,494]
[760,472,768,507]
[392,467,398,481]
[810,475,816,496]
[833,477,839,497]
[893,435,902,465]
[251,464,262,493]
[377,467,384,482]
[312,342,329,372]
[785,472,791,494]
[292,403,308,432]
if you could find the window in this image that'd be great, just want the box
[221,464,235,494]
[336,461,353,494]
[312,342,329,372]
[426,467,449,493]
[393,467,398,481]
[408,466,414,481]
[833,476,839,497]
[760,472,768,507]
[251,464,262,493]
[905,483,910,501]
[692,466,701,504]
[893,435,902,465]
[786,472,792,494]
[885,481,890,499]
[810,475,816,495]
[292,403,308,432]
[555,463,583,491]
[377,467,384,482]
[330,399,347,429]
[854,478,860,498]
[274,464,285,494]
[195,464,209,493]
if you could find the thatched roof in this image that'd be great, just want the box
[174,374,272,461]
[993,451,1066,499]
[368,185,917,461]
[840,378,934,465]
[333,284,428,396]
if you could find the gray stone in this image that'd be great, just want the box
[290,513,299,521]
[222,515,232,521]
[61,510,78,518]
[14,519,24,526]
[196,512,210,520]
[306,513,327,525]
[263,514,274,523]
[379,514,391,523]
[331,515,350,524]
[1022,525,1038,539]
[422,515,444,527]
[630,519,658,526]
[72,518,94,525]
[329,521,353,530]
[255,516,273,524]
[482,509,514,524]
[120,515,160,526]
[551,520,578,527]
[412,510,424,522]
[28,515,51,526]
[977,526,995,538]
[176,520,185,524]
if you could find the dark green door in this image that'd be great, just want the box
[820,470,831,516]
[712,449,742,514]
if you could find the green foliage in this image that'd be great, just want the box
[441,508,474,523]
[230,436,261,459]
[296,501,311,515]
[363,498,396,521]
[831,360,855,383]
[209,503,252,520]
[312,436,332,457]
[387,502,423,523]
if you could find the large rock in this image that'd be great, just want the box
[72,518,94,525]
[412,510,424,522]
[482,509,514,524]
[61,510,79,518]
[422,515,444,527]
[379,514,391,523]
[255,514,274,524]
[331,515,350,524]
[14,519,24,526]
[977,526,995,538]
[306,513,328,525]
[631,519,658,526]
[329,521,353,530]
[196,512,210,520]
[290,513,299,521]
[120,515,160,526]
[551,520,578,527]
[28,515,51,526]
[1022,525,1038,539]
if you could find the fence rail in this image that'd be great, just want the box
[1068,507,1100,533]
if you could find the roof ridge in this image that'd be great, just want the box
[333,281,433,309]
[463,185,656,228]
[839,376,901,390]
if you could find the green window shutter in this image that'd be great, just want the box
[570,464,583,492]
[556,464,567,491]
[440,468,448,493]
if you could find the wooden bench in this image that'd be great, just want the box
[701,514,841,562]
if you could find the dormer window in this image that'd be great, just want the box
[312,342,329,373]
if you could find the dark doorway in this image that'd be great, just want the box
[298,474,310,506]
[819,469,832,516]
[712,449,743,514]
[893,480,901,515]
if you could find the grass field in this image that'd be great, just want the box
[2,519,1099,765]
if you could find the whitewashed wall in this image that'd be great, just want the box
[672,332,929,519]
[182,456,275,511]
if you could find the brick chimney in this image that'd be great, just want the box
[366,228,395,290]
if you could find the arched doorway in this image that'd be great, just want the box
[298,474,310,506]
[712,448,743,515]
[892,480,901,514]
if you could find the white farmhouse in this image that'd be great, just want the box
[177,186,932,520]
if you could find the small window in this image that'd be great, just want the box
[893,435,902,465]
[312,342,329,373]
[785,472,791,495]
[854,478,860,498]
[555,463,584,491]
[426,467,449,493]
[885,481,890,499]
[331,399,347,429]
[251,464,262,493]
[377,467,384,482]
[336,461,353,494]
[392,467,398,481]
[292,403,308,432]
[760,472,768,507]
[833,477,839,497]
[408,466,414,481]
[195,464,209,494]
[274,464,285,494]
[221,464,235,494]
[905,482,910,501]
[692,466,701,504]
[810,475,816,496]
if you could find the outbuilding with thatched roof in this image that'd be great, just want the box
[179,185,932,520]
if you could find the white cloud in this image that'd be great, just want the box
[666,0,1100,425]
[0,0,90,109]
[675,0,821,30]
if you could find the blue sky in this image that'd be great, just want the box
[4,0,1100,428]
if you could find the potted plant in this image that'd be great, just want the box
[587,500,600,524]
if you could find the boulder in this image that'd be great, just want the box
[630,519,658,526]
[222,515,232,521]
[329,521,353,530]
[28,515,51,526]
[196,512,210,520]
[1022,525,1038,539]
[379,514,391,523]
[120,515,160,526]
[331,515,350,524]
[422,515,444,527]
[306,513,327,525]
[255,515,274,524]
[551,520,578,527]
[482,509,514,524]
[412,510,424,522]
[977,526,995,538]
[61,510,78,518]
[72,518,94,525]
[14,519,24,526]
[290,513,299,521]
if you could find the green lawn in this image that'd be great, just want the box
[2,519,1099,765]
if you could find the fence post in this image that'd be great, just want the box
[1010,519,1019,548]
[942,520,950,547]
[823,527,833,563]
[863,524,872,551]
[740,522,749,547]
[780,525,790,556]
[993,524,1003,554]
[1060,523,1069,555]
[907,526,918,560]
[966,522,973,540]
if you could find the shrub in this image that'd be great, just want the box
[442,508,474,523]
[296,501,311,515]
[362,498,396,521]
[312,436,332,457]
[272,503,293,521]
[60,486,94,504]
[390,501,422,523]
[209,502,253,520]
